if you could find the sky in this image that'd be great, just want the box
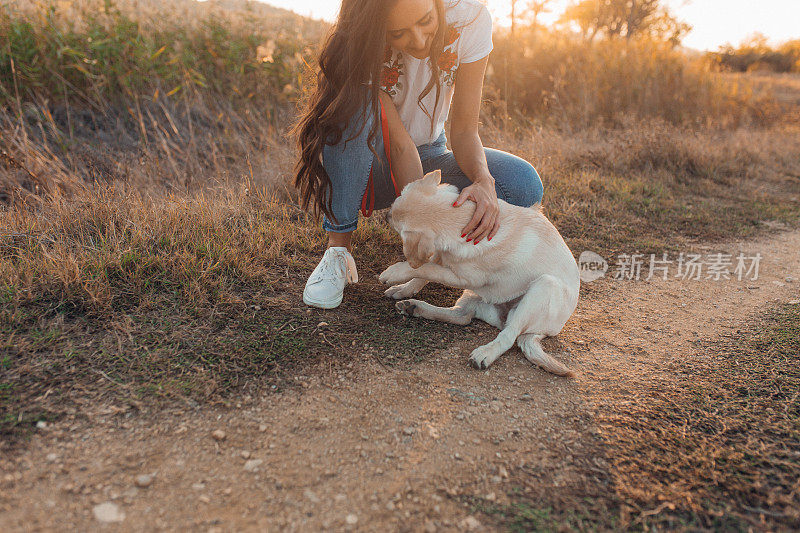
[258,0,800,51]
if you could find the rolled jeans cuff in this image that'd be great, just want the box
[322,215,359,233]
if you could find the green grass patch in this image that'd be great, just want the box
[460,492,619,532]
[0,289,464,439]
[0,1,312,108]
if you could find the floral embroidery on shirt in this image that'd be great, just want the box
[438,49,458,73]
[445,25,460,47]
[439,23,461,86]
[381,45,405,96]
[380,22,462,95]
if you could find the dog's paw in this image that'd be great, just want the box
[395,299,418,317]
[379,262,413,286]
[384,279,424,299]
[469,345,500,370]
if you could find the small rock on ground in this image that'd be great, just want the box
[93,502,125,523]
[134,474,153,488]
[243,459,263,472]
[461,516,481,531]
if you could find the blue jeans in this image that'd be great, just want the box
[321,105,544,233]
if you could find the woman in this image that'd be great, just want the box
[292,0,543,309]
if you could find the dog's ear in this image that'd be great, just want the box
[402,230,436,269]
[419,169,442,191]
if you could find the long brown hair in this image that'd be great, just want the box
[291,0,449,223]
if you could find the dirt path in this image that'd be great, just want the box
[2,227,799,532]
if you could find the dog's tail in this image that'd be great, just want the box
[518,334,574,377]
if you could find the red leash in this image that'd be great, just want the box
[360,99,399,217]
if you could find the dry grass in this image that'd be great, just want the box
[2,117,798,314]
[2,67,800,438]
[1,0,309,201]
[3,0,326,37]
[0,187,317,312]
[0,186,470,437]
[1,0,799,448]
[470,303,800,531]
[487,29,780,129]
[0,93,295,204]
[3,1,771,131]
[2,115,799,439]
[722,73,800,124]
[711,38,800,74]
[2,0,796,206]
[599,302,800,530]
[482,118,800,254]
[0,0,317,110]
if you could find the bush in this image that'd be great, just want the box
[1,0,778,130]
[484,27,774,129]
[0,0,318,108]
[710,35,800,74]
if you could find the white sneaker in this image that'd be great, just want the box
[302,247,358,309]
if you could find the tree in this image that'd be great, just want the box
[510,0,521,36]
[558,0,691,45]
[527,0,554,29]
[559,1,603,41]
[646,8,692,46]
[510,0,554,37]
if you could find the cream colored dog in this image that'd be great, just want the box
[378,170,580,376]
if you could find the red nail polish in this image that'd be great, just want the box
[461,233,466,238]
[452,202,457,207]
[474,240,480,245]
[466,237,472,242]
[488,236,492,241]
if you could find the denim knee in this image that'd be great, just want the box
[501,160,544,207]
[521,163,544,206]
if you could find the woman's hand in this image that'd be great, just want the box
[453,176,499,244]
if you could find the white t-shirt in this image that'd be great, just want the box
[380,0,493,146]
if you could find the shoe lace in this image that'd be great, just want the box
[311,250,347,285]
